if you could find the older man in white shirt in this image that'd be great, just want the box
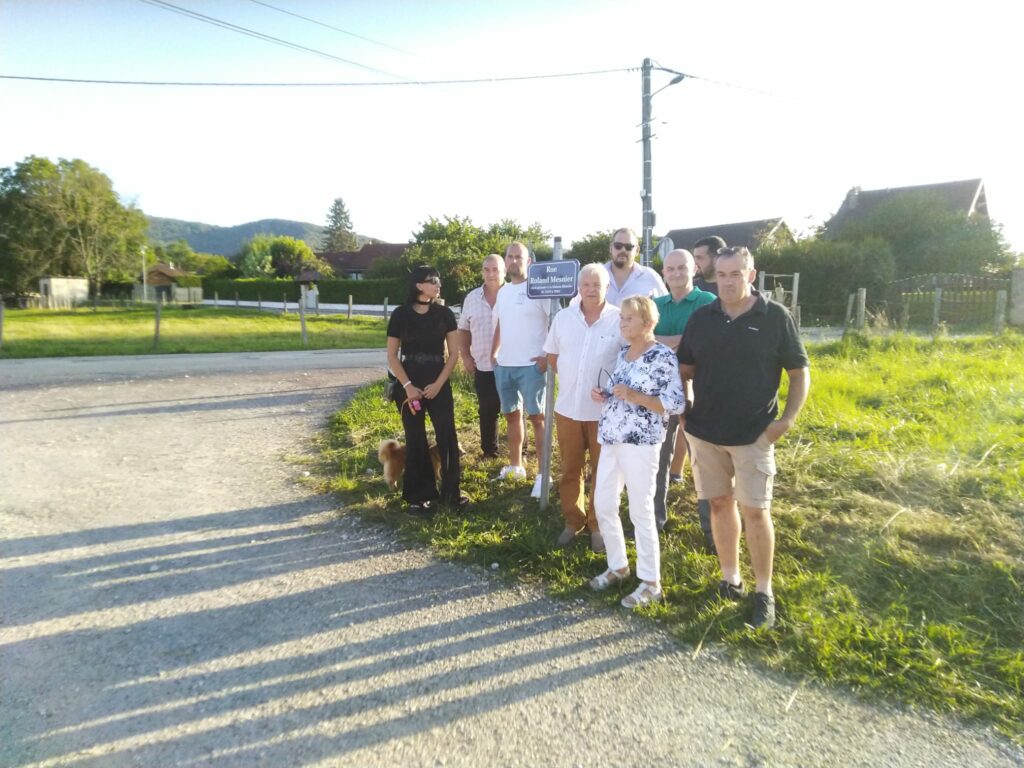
[544,262,624,552]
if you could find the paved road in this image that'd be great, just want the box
[1,352,1020,767]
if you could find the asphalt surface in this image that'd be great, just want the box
[1,351,1020,767]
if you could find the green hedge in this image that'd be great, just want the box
[203,277,407,304]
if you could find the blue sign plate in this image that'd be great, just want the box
[527,259,579,299]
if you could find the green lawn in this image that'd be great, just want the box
[0,306,387,357]
[318,332,1024,743]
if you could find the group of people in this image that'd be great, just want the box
[385,228,810,629]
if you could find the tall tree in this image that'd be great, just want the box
[566,229,617,266]
[0,155,146,296]
[0,156,68,294]
[320,197,358,252]
[58,159,148,295]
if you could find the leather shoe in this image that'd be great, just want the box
[555,526,578,546]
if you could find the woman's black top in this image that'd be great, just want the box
[387,302,457,396]
[387,303,457,357]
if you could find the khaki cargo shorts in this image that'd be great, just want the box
[686,432,777,510]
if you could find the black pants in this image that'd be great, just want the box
[394,363,461,505]
[655,416,715,550]
[473,369,501,457]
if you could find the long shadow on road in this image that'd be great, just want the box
[1,502,643,767]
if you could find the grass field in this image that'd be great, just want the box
[0,306,387,358]
[318,332,1024,743]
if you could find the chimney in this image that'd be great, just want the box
[845,187,860,211]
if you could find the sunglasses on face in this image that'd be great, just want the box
[420,276,441,285]
[613,242,635,251]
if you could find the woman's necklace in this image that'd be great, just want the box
[625,338,655,362]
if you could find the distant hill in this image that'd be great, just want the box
[147,216,377,256]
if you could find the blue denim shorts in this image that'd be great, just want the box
[494,363,546,416]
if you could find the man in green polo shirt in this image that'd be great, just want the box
[652,248,716,536]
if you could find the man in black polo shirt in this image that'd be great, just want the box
[677,246,810,629]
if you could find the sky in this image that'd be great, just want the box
[1,0,1021,253]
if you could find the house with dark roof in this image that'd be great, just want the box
[318,242,408,279]
[142,262,200,303]
[662,218,793,253]
[823,178,988,239]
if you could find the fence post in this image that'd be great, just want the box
[856,288,867,330]
[844,293,855,331]
[235,292,239,308]
[901,295,910,331]
[282,292,288,314]
[383,297,389,321]
[932,287,943,330]
[791,272,800,311]
[299,285,308,347]
[348,295,353,319]
[153,299,162,349]
[995,290,1007,334]
[214,291,219,308]
[757,272,765,292]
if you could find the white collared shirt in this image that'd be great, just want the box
[603,261,668,307]
[543,301,623,421]
[457,284,498,371]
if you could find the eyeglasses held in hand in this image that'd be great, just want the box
[597,368,614,397]
[612,242,635,251]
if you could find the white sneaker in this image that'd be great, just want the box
[530,475,552,498]
[498,465,527,481]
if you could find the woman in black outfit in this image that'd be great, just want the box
[385,265,467,514]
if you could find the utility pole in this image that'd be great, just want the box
[640,59,686,268]
[641,58,653,267]
[141,246,147,303]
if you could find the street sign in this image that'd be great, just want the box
[527,259,579,299]
[656,237,675,260]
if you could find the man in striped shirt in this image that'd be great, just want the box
[458,254,505,458]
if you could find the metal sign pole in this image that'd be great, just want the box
[538,236,563,510]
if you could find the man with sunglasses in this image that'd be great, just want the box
[603,227,667,307]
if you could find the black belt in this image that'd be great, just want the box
[401,353,445,363]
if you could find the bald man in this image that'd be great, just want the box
[652,249,716,537]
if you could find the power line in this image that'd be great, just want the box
[0,67,634,88]
[245,0,411,55]
[137,0,402,79]
[650,58,782,99]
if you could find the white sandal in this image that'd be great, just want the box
[589,567,630,591]
[621,582,663,609]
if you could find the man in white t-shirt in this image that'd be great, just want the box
[604,227,668,306]
[491,241,551,480]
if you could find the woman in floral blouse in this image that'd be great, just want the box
[588,295,685,608]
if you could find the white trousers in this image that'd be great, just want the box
[593,442,661,584]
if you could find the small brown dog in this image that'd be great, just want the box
[378,439,442,490]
